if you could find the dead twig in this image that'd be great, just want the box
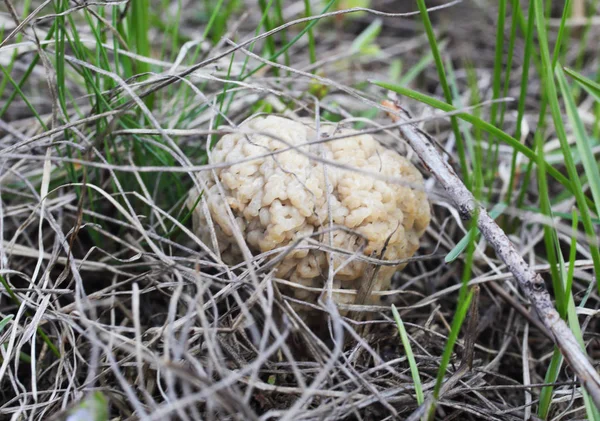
[382,99,600,408]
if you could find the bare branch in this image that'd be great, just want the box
[382,99,600,408]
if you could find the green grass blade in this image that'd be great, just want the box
[566,209,578,309]
[303,0,317,65]
[498,0,519,130]
[350,18,382,54]
[445,203,506,263]
[512,0,570,219]
[391,305,424,405]
[0,65,47,129]
[0,276,59,358]
[274,0,290,70]
[538,348,563,418]
[257,0,280,79]
[0,0,32,100]
[557,67,600,213]
[416,0,469,188]
[564,67,600,103]
[0,315,13,335]
[505,0,535,206]
[553,0,572,66]
[448,59,482,197]
[428,288,474,419]
[128,0,153,108]
[486,0,506,186]
[398,47,438,86]
[489,0,506,131]
[0,315,32,364]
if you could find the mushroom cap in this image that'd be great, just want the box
[189,115,430,318]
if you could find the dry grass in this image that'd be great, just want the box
[1,0,599,420]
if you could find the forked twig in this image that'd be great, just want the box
[382,99,600,408]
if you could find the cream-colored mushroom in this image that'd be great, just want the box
[188,115,430,322]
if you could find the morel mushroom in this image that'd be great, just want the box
[188,115,430,321]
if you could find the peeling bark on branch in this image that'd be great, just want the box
[382,100,600,408]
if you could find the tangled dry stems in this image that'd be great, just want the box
[0,1,599,420]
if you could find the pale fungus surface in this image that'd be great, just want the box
[189,115,430,319]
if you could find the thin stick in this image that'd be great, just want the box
[382,99,600,408]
